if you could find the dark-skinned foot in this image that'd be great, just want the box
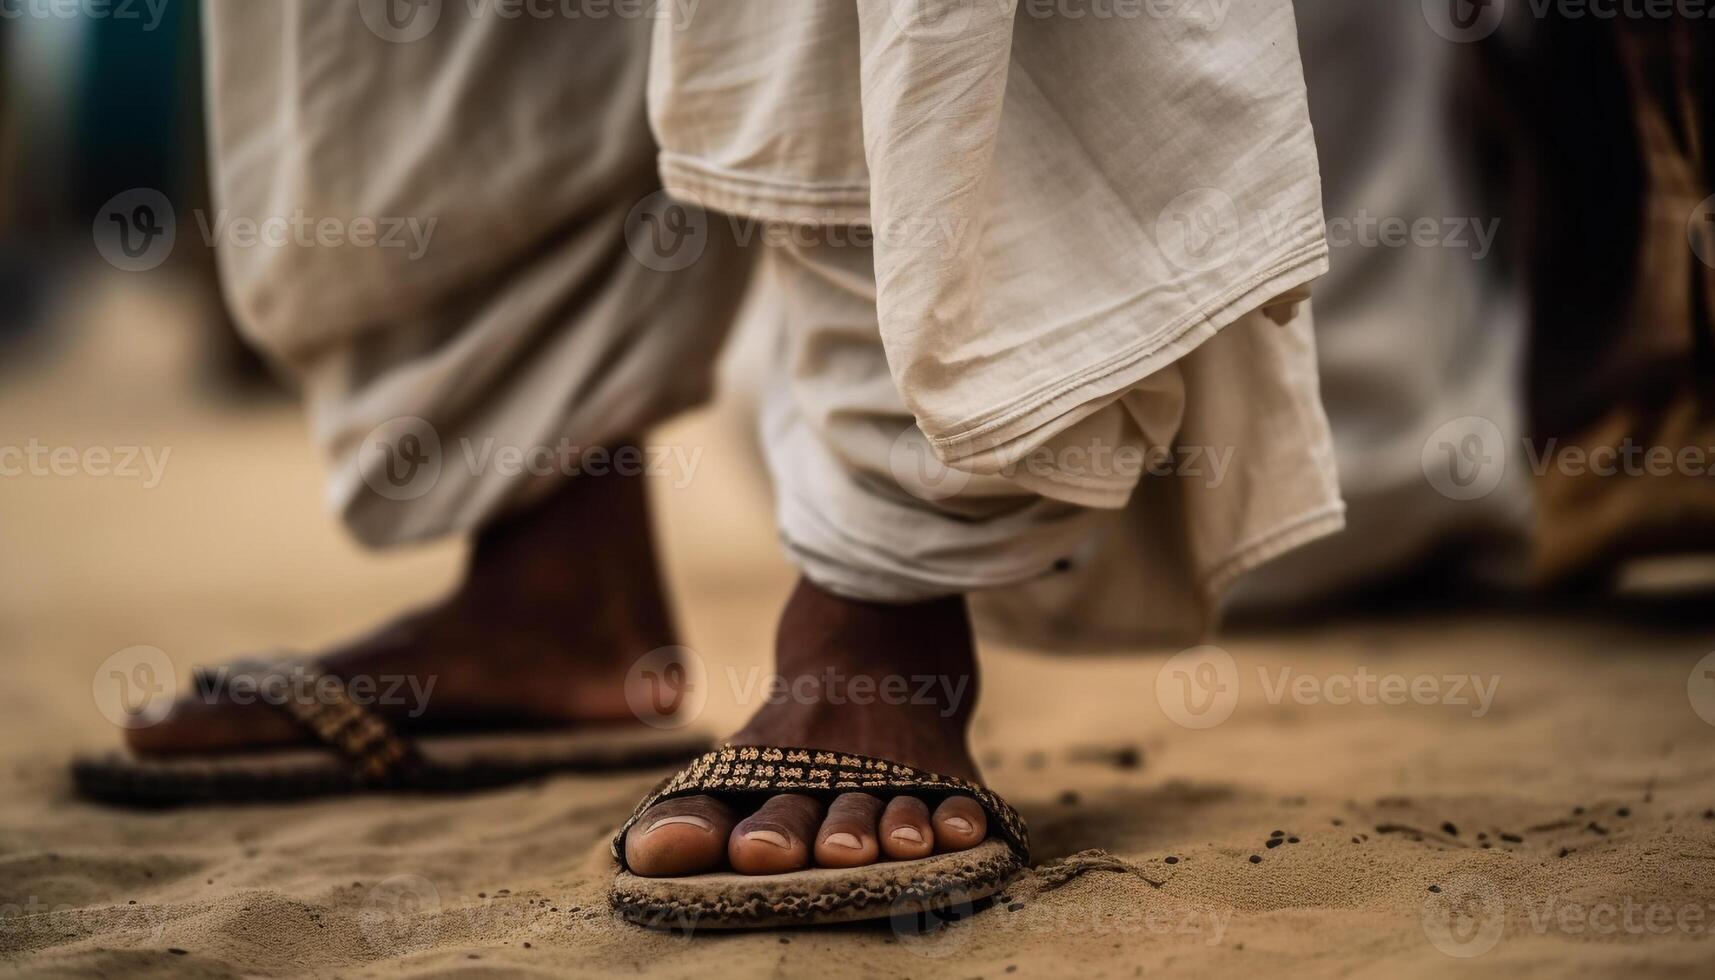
[124,442,681,757]
[623,578,988,877]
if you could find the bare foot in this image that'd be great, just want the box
[125,443,680,757]
[624,578,987,877]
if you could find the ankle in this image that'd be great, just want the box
[769,578,979,727]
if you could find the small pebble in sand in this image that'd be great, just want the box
[1704,809,1715,820]
[523,943,532,949]
[1476,832,1488,841]
[1616,807,1630,818]
[1573,806,1585,816]
[1351,836,1361,843]
[1007,966,1019,973]
[1271,830,1284,838]
[1499,833,1523,843]
[1164,856,1179,865]
[1113,747,1142,770]
[1008,902,1026,912]
[1587,822,1609,835]
[1428,885,1441,893]
[1331,818,1344,827]
[128,900,136,905]
[1266,839,1282,849]
[168,949,188,956]
[779,937,790,944]
[1287,837,1300,844]
[1248,855,1262,864]
[1558,848,1572,858]
[1059,791,1081,806]
[1441,822,1459,836]
[478,892,487,899]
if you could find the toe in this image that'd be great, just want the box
[814,793,883,868]
[879,795,935,860]
[624,796,736,877]
[931,795,987,852]
[729,794,823,875]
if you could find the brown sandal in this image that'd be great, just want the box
[610,745,1029,929]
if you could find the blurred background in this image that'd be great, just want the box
[2,3,1714,975]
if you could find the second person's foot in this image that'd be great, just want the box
[125,443,685,758]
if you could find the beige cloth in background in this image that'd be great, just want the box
[205,0,1343,644]
[1225,0,1531,606]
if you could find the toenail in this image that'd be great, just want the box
[822,832,863,850]
[943,816,973,834]
[890,826,924,843]
[743,830,792,849]
[645,815,713,835]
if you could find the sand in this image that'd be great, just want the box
[3,292,1714,977]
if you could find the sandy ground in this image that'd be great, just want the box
[3,291,1714,978]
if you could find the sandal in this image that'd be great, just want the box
[609,745,1029,929]
[73,658,709,806]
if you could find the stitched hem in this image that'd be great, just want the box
[929,240,1331,464]
[660,153,872,225]
[1199,501,1348,601]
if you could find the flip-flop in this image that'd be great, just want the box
[609,745,1029,929]
[73,659,709,807]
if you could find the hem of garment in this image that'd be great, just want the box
[777,504,1089,605]
[660,153,872,226]
[1199,500,1347,603]
[972,500,1349,654]
[929,241,1332,466]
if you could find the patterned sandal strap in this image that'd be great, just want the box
[203,657,423,783]
[610,745,1030,868]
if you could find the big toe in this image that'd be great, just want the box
[932,795,987,852]
[728,794,823,875]
[624,796,736,877]
[814,792,883,868]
